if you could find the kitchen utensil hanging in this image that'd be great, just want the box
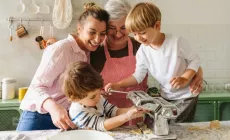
[52,0,73,29]
[39,0,50,14]
[26,18,31,31]
[16,19,28,38]
[35,20,46,49]
[17,0,25,13]
[46,23,56,46]
[7,17,52,42]
[27,0,39,14]
[8,21,14,41]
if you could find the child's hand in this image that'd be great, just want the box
[126,107,147,120]
[104,83,121,95]
[170,77,189,89]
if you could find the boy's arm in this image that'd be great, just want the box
[102,97,136,117]
[170,69,196,89]
[171,37,201,89]
[102,97,144,130]
[101,97,130,130]
[104,107,145,131]
[132,46,149,83]
[189,67,203,93]
[102,96,140,117]
[179,37,200,74]
[105,75,138,91]
[116,108,131,115]
[104,47,148,91]
[70,110,106,131]
[70,103,144,131]
[70,109,135,131]
[181,69,196,81]
[103,113,130,130]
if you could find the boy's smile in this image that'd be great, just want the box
[132,21,162,47]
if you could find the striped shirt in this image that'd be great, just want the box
[69,96,118,131]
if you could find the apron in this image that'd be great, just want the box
[100,37,148,125]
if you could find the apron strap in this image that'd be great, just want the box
[103,37,111,59]
[127,37,134,56]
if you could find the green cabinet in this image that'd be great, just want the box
[193,100,217,122]
[0,99,21,130]
[217,100,230,120]
[194,92,230,122]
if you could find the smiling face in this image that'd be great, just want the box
[78,16,107,51]
[133,27,157,46]
[78,89,103,107]
[107,16,129,48]
[133,21,161,46]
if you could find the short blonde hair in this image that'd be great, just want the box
[125,2,161,33]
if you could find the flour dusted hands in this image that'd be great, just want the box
[170,77,189,89]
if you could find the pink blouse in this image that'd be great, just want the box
[20,34,89,114]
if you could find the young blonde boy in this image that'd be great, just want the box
[105,2,201,122]
[63,62,146,131]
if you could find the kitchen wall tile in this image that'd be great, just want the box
[0,0,230,88]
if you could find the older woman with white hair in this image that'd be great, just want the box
[91,0,146,125]
[90,0,204,124]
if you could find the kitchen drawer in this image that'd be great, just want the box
[0,107,21,131]
[193,92,230,122]
[0,99,21,131]
[217,101,230,121]
[193,101,217,122]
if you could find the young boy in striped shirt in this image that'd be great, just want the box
[63,62,146,131]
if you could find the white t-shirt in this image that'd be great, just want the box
[69,96,118,131]
[133,34,200,100]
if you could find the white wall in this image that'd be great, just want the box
[0,0,230,90]
[157,0,230,84]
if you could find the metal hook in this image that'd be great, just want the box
[8,17,13,25]
[20,18,22,25]
[8,17,14,29]
[41,19,44,26]
[50,23,53,38]
[8,17,14,41]
[27,18,30,26]
[8,24,14,29]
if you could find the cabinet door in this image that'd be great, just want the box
[0,107,21,131]
[193,101,217,122]
[217,101,230,121]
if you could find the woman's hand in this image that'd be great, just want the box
[49,104,77,130]
[43,99,77,130]
[189,67,203,94]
